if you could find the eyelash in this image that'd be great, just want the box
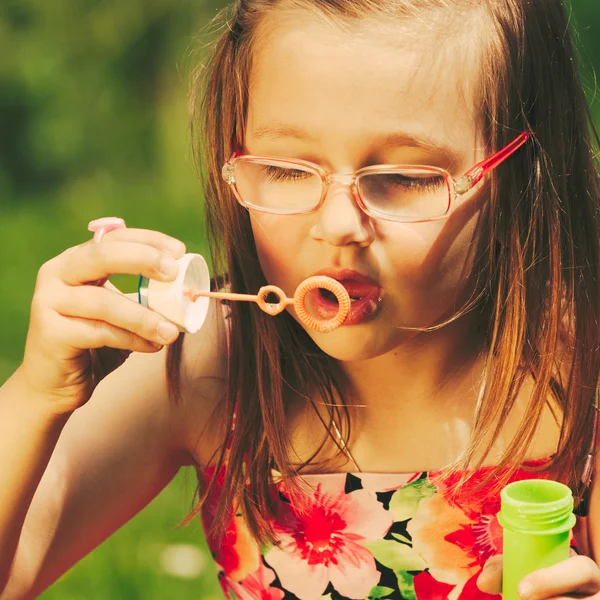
[263,166,445,192]
[380,174,445,192]
[263,166,312,182]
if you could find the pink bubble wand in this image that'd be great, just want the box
[88,217,350,334]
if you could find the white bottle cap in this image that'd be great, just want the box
[138,253,211,334]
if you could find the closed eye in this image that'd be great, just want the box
[262,165,313,183]
[379,173,446,192]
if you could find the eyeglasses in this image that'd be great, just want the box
[221,132,530,223]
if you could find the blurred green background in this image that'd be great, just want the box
[1,0,600,598]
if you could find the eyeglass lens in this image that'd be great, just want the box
[233,159,451,221]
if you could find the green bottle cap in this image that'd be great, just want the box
[498,479,576,535]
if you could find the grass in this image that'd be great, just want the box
[40,469,222,599]
[1,185,221,598]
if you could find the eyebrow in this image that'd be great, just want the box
[252,123,461,165]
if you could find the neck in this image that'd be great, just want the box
[337,310,488,432]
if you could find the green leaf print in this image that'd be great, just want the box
[390,531,411,545]
[260,540,273,556]
[368,585,395,599]
[226,586,240,600]
[388,477,437,523]
[365,539,426,572]
[364,538,425,600]
[396,570,417,600]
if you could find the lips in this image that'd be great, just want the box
[309,269,382,326]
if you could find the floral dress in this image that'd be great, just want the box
[199,304,592,598]
[198,457,587,600]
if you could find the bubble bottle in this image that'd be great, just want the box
[498,478,576,599]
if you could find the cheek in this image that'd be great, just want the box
[378,203,483,301]
[250,212,307,283]
[370,210,481,334]
[423,200,485,288]
[389,221,477,279]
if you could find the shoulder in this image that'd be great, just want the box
[174,298,230,468]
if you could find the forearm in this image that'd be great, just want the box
[0,368,69,592]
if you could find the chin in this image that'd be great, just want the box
[304,324,403,362]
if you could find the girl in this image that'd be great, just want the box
[2,0,600,598]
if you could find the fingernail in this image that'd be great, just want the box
[158,321,179,342]
[167,239,186,257]
[518,581,533,599]
[160,256,179,277]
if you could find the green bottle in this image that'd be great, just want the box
[497,479,576,599]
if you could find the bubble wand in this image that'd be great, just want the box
[88,217,350,334]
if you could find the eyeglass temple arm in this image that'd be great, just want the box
[455,131,531,195]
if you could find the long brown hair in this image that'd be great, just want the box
[168,0,600,544]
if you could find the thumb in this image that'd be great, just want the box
[477,554,503,594]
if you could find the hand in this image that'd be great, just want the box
[477,552,600,598]
[20,226,186,415]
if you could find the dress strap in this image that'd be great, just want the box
[331,419,361,472]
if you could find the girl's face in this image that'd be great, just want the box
[245,11,487,361]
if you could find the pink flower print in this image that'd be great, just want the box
[428,466,551,570]
[265,480,393,600]
[429,460,551,520]
[412,570,456,598]
[298,472,420,495]
[200,466,261,581]
[407,492,478,589]
[445,512,503,566]
[360,472,422,494]
[225,561,285,600]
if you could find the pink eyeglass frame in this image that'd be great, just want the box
[222,131,531,223]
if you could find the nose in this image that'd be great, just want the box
[310,176,374,248]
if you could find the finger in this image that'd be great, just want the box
[54,314,165,354]
[477,555,503,594]
[538,597,598,600]
[519,556,600,600]
[101,280,139,304]
[87,277,124,292]
[103,280,123,294]
[102,282,139,305]
[86,227,186,256]
[58,240,183,287]
[52,284,181,345]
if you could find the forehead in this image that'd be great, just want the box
[247,9,483,160]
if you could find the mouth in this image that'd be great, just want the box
[320,285,370,303]
[309,270,383,326]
